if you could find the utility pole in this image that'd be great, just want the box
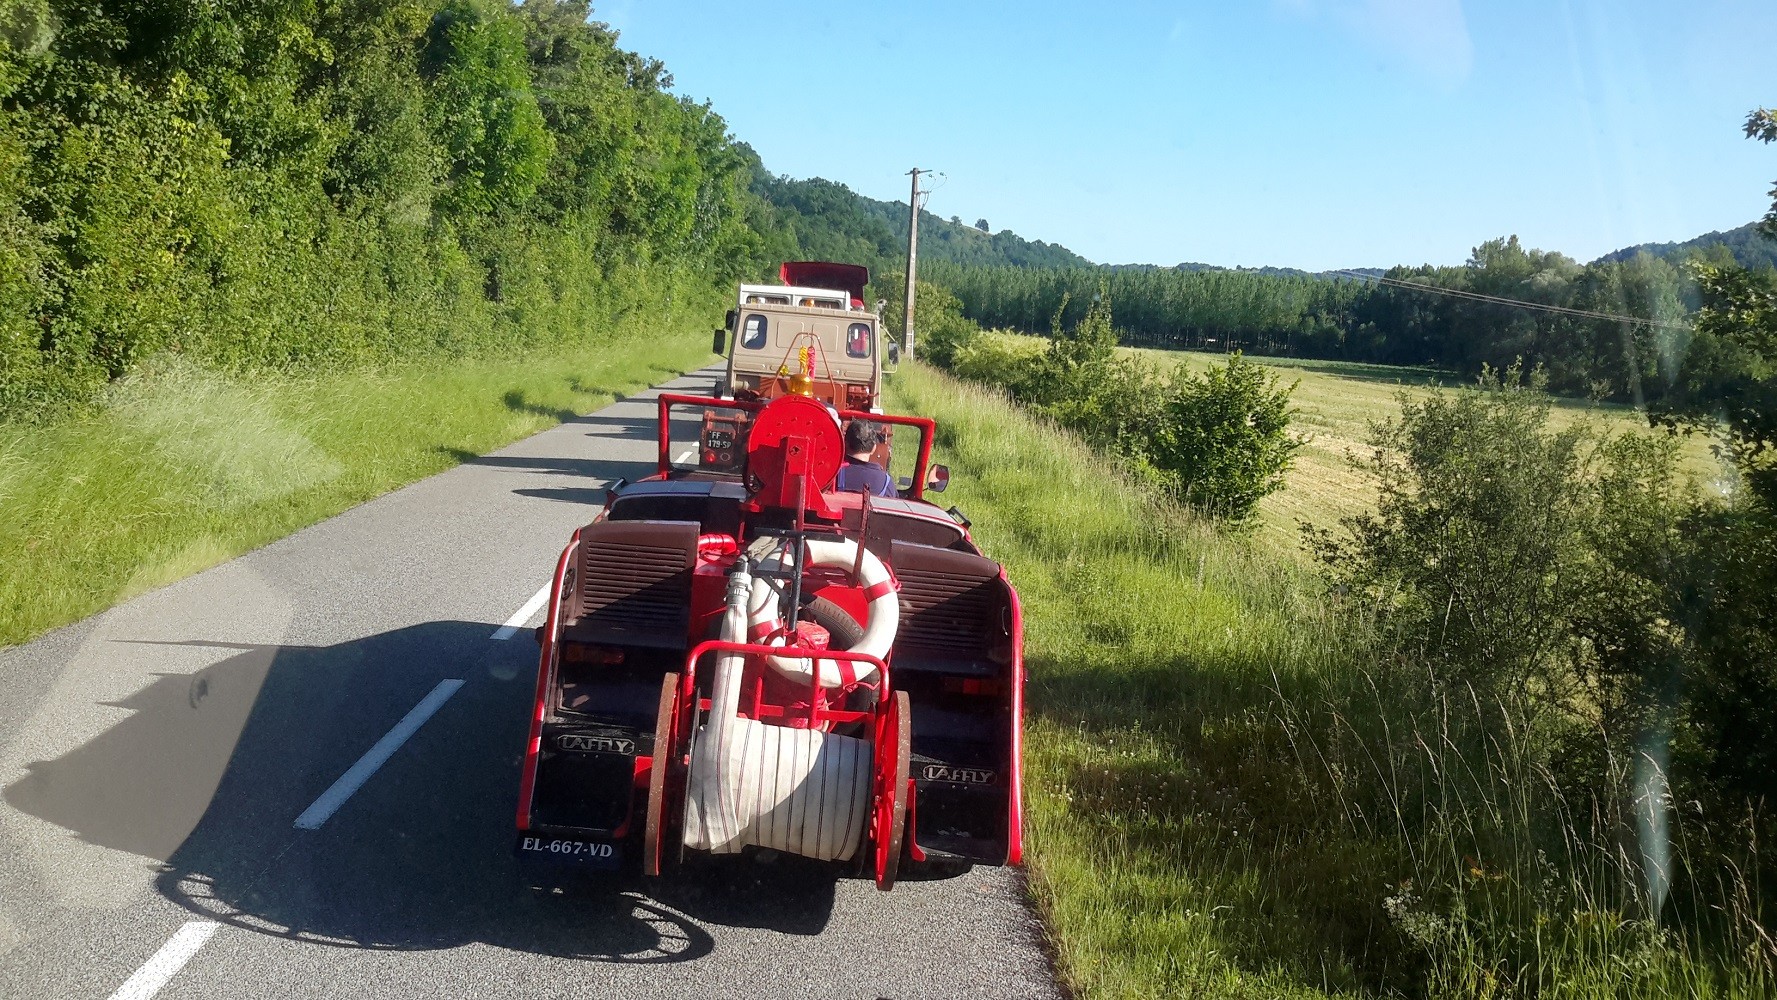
[902,168,926,364]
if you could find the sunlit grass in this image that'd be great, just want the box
[0,335,713,647]
[885,362,1771,1000]
[1129,345,1728,545]
[957,330,1726,546]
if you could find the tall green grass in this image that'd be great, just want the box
[884,363,1773,999]
[0,332,713,647]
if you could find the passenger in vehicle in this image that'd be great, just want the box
[835,419,895,497]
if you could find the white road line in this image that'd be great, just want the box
[490,584,552,640]
[108,921,218,1000]
[675,448,694,464]
[293,679,466,830]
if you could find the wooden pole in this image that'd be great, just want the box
[903,168,922,363]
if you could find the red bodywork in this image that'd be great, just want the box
[780,261,869,305]
[514,392,1024,883]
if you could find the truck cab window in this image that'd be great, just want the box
[741,313,768,349]
[847,323,872,358]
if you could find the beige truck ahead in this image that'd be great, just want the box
[711,261,894,412]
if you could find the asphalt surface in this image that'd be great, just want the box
[0,367,1059,1000]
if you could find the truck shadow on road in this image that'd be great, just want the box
[5,621,843,963]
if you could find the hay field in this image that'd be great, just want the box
[1129,348,1729,546]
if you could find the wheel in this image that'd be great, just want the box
[872,690,912,891]
[643,671,680,877]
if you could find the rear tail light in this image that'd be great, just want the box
[565,645,625,665]
[941,677,1004,696]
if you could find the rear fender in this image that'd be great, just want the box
[516,531,580,831]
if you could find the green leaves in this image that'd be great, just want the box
[1304,363,1694,721]
[1149,354,1301,524]
[1664,110,1777,504]
[944,286,1302,525]
[0,0,769,419]
[422,0,552,215]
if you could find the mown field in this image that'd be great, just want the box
[1136,349,1727,543]
[965,332,1726,545]
[885,361,1768,1000]
[0,335,712,648]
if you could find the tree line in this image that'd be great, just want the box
[745,169,1092,282]
[2,0,1767,433]
[923,241,1742,406]
[0,0,1092,422]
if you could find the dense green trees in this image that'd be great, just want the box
[0,0,1109,426]
[0,0,762,419]
[1,0,1766,450]
[745,167,1092,278]
[927,244,1716,404]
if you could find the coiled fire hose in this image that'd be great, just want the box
[682,555,875,860]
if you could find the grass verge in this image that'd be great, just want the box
[884,362,1769,1000]
[0,334,713,648]
[887,362,1366,997]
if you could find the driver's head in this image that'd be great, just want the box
[845,419,883,458]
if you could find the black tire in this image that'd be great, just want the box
[799,594,867,650]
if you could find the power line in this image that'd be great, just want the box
[1328,269,1692,332]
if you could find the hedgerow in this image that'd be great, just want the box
[0,0,761,420]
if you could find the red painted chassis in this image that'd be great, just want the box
[514,392,1025,885]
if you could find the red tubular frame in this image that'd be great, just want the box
[655,393,937,500]
[515,532,580,831]
[677,640,890,730]
[1003,570,1026,866]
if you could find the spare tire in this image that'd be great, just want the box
[799,594,867,650]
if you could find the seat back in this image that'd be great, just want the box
[889,540,1007,674]
[570,519,700,648]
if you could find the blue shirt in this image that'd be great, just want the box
[835,458,895,497]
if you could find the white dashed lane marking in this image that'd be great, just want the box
[490,584,552,641]
[292,679,466,830]
[107,921,218,1000]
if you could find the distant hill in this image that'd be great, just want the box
[1593,221,1777,271]
[1157,262,1385,280]
[752,144,1777,282]
[743,147,1094,278]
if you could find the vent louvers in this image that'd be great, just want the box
[896,569,995,658]
[575,537,692,636]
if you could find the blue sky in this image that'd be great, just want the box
[600,1,1777,271]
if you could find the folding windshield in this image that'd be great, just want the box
[655,393,934,499]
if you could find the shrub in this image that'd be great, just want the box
[937,285,1302,525]
[875,276,981,369]
[1147,353,1300,524]
[1304,364,1690,704]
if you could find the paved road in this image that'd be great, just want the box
[0,368,1058,1000]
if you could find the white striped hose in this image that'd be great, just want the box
[682,554,881,861]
